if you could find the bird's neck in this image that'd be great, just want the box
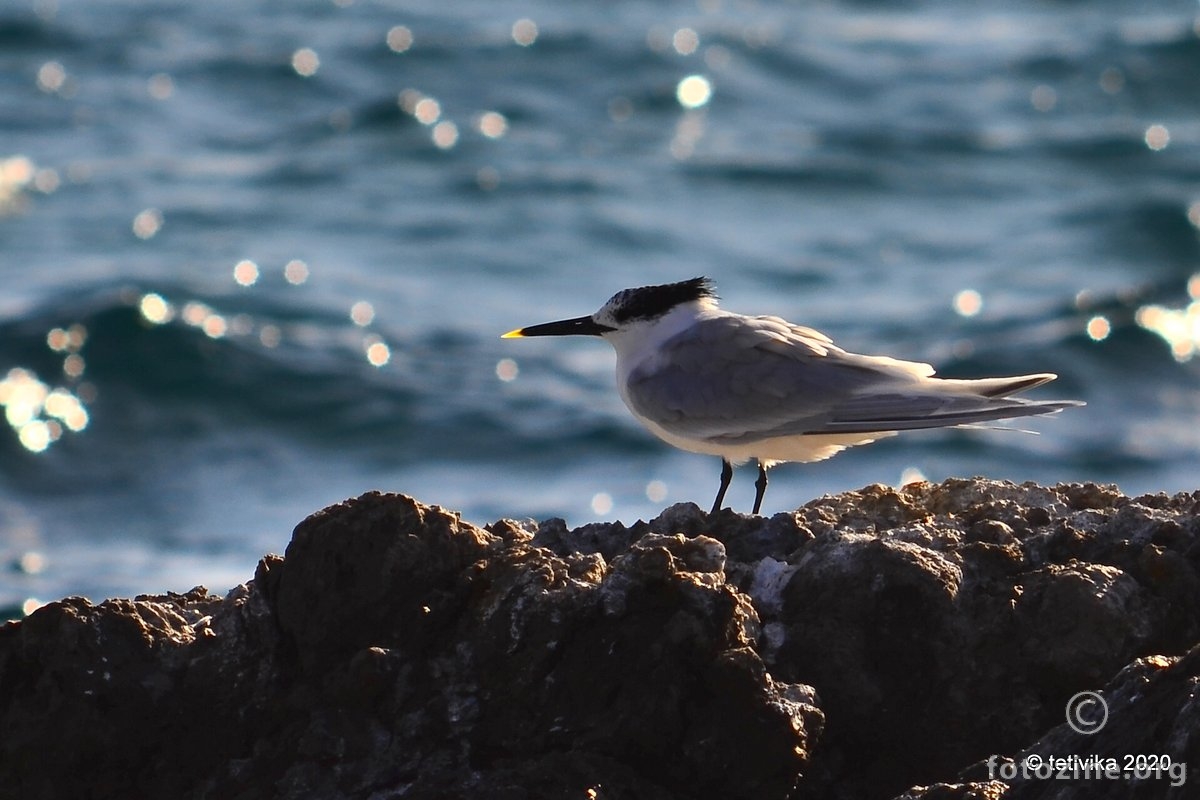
[608,299,719,378]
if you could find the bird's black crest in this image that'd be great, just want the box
[609,277,717,323]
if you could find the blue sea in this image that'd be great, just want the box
[2,0,1199,614]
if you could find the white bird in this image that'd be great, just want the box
[503,277,1081,515]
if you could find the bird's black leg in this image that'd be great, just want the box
[752,462,768,515]
[710,458,733,515]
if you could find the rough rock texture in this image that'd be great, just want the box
[1,478,1198,800]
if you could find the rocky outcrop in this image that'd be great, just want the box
[1,478,1198,799]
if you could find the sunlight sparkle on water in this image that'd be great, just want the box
[1144,124,1170,151]
[0,368,89,452]
[673,28,700,55]
[387,26,413,53]
[432,121,459,149]
[36,61,66,94]
[20,419,53,452]
[591,492,613,516]
[292,48,320,77]
[17,551,45,575]
[182,301,213,326]
[495,358,519,382]
[1,156,33,187]
[132,208,163,239]
[44,388,88,431]
[952,289,982,317]
[179,301,230,339]
[1136,304,1200,361]
[0,156,36,213]
[413,97,441,125]
[284,259,310,285]
[477,111,508,139]
[350,301,375,327]
[512,19,538,47]
[63,354,84,379]
[46,324,86,383]
[233,259,259,287]
[46,323,85,353]
[33,166,59,194]
[139,293,173,324]
[2,370,46,428]
[202,315,227,338]
[1086,316,1111,341]
[365,338,391,367]
[676,75,712,109]
[1135,275,1200,361]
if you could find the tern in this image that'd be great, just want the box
[503,277,1081,516]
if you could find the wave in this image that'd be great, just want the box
[0,282,665,481]
[0,285,414,459]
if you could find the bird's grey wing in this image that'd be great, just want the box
[623,314,921,441]
[624,314,1071,444]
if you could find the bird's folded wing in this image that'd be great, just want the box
[624,314,934,441]
[624,314,1072,444]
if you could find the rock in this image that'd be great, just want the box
[0,492,819,800]
[959,646,1200,800]
[893,782,1009,800]
[767,480,1200,799]
[0,479,1198,800]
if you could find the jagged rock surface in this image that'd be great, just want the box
[0,478,1198,800]
[0,492,817,800]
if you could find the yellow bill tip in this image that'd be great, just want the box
[501,328,525,339]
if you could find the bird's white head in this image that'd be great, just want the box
[502,277,719,352]
[593,277,718,333]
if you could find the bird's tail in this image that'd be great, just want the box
[936,372,1058,398]
[815,372,1083,435]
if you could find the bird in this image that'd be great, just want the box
[502,277,1081,516]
